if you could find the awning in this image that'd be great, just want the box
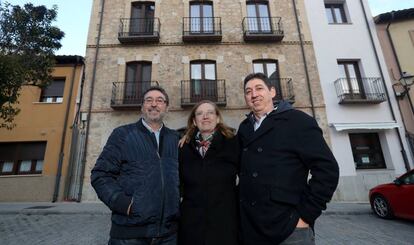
[329,122,400,132]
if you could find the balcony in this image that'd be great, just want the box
[181,79,226,107]
[334,77,387,104]
[118,18,160,43]
[269,78,295,104]
[182,17,222,42]
[111,81,159,109]
[242,17,284,42]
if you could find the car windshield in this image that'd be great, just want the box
[400,171,414,184]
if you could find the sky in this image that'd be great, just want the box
[2,0,414,56]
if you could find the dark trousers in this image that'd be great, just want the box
[108,233,177,245]
[279,227,315,245]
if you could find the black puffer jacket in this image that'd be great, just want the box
[91,119,180,239]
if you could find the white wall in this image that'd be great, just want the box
[304,0,411,200]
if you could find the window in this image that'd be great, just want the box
[253,59,282,100]
[400,171,414,185]
[338,61,365,99]
[124,61,152,104]
[190,1,214,33]
[0,142,47,175]
[130,2,155,35]
[190,60,217,102]
[246,1,271,32]
[349,133,386,169]
[40,78,65,103]
[325,3,347,24]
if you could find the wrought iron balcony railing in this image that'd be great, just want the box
[181,79,226,106]
[111,81,159,109]
[269,78,295,103]
[182,17,222,42]
[242,17,284,41]
[118,18,160,43]
[334,77,386,104]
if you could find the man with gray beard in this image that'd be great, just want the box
[91,86,180,245]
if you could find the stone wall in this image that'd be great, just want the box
[81,0,329,201]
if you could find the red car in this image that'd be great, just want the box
[369,169,414,220]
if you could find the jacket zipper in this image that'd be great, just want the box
[157,151,165,236]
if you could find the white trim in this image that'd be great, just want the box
[329,122,400,131]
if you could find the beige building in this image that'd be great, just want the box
[375,8,414,150]
[0,56,85,202]
[81,0,329,201]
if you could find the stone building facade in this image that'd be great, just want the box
[81,0,328,201]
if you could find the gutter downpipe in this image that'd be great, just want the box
[292,0,315,117]
[360,0,411,171]
[52,57,81,202]
[77,0,106,202]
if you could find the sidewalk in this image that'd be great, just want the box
[0,201,372,215]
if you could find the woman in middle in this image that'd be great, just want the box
[178,100,239,245]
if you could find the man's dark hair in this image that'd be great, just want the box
[243,73,273,90]
[142,86,169,105]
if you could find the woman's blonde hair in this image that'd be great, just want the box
[184,100,234,143]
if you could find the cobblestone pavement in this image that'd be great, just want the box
[0,212,413,244]
[315,214,414,245]
[0,214,110,245]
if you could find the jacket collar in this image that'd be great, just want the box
[136,118,165,154]
[240,101,293,146]
[189,130,225,159]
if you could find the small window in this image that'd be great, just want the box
[190,60,218,102]
[337,60,365,98]
[0,142,46,175]
[40,78,65,103]
[246,1,271,32]
[325,3,347,24]
[124,61,152,104]
[190,1,214,33]
[349,133,386,169]
[1,161,14,174]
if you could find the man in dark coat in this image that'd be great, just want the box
[91,86,180,245]
[238,73,339,245]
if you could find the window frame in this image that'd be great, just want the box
[349,133,386,170]
[337,60,366,98]
[39,78,66,103]
[0,142,46,176]
[189,1,214,33]
[253,59,283,100]
[130,1,156,35]
[124,61,152,104]
[189,60,218,102]
[325,3,348,24]
[0,159,43,175]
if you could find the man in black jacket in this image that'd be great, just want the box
[91,86,180,245]
[238,73,339,245]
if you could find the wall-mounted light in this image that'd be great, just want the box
[397,72,414,98]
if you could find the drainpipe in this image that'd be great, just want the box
[359,0,411,171]
[52,57,81,202]
[77,0,106,202]
[386,13,414,115]
[291,0,315,117]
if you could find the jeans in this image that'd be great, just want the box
[108,233,177,245]
[279,227,315,245]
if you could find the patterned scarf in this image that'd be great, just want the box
[195,132,214,157]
